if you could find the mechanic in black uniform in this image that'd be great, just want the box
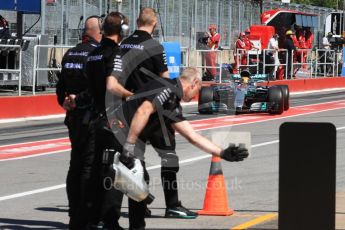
[80,12,132,230]
[111,67,249,230]
[115,7,196,219]
[283,30,296,79]
[56,15,102,230]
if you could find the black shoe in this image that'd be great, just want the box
[102,219,124,230]
[103,226,124,230]
[69,218,90,230]
[165,202,198,219]
[102,224,124,230]
[90,223,104,229]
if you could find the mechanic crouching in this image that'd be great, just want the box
[118,7,197,219]
[108,67,249,230]
[56,15,102,230]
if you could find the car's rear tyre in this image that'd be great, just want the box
[268,86,284,115]
[198,87,214,114]
[277,85,290,111]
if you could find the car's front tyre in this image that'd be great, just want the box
[198,86,214,114]
[268,86,284,115]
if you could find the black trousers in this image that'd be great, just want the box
[149,127,179,208]
[284,54,293,79]
[66,113,123,229]
[128,161,150,230]
[127,124,179,230]
[65,112,95,229]
[88,115,124,229]
[110,109,180,229]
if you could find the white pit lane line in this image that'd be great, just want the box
[1,125,344,202]
[2,99,345,162]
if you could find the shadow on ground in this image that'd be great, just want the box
[35,205,68,213]
[0,218,67,230]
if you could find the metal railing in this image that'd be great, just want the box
[235,48,260,74]
[0,44,23,95]
[189,48,342,80]
[33,44,73,95]
[181,47,190,67]
[2,46,344,97]
[262,48,288,79]
[313,49,336,78]
[194,49,225,82]
[289,49,313,79]
[335,52,342,77]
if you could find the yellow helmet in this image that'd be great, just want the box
[286,30,294,36]
[240,70,251,84]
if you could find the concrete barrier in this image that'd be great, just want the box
[1,77,345,120]
[260,77,345,92]
[0,94,64,119]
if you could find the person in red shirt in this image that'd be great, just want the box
[207,24,221,49]
[291,32,299,47]
[288,29,299,64]
[296,28,307,67]
[305,27,314,49]
[243,28,252,50]
[204,24,221,78]
[243,28,260,51]
[234,32,247,72]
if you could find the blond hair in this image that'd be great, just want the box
[180,67,202,83]
[137,7,157,27]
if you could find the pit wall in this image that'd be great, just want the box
[1,77,345,119]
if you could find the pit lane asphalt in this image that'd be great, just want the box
[0,90,345,229]
[0,90,344,146]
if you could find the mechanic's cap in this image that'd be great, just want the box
[245,28,250,33]
[286,30,294,36]
[208,24,217,30]
[239,32,245,37]
[240,70,251,78]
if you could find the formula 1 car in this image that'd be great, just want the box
[198,71,289,115]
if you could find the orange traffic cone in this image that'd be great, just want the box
[198,156,234,216]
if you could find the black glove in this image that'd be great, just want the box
[220,143,249,162]
[120,142,136,169]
